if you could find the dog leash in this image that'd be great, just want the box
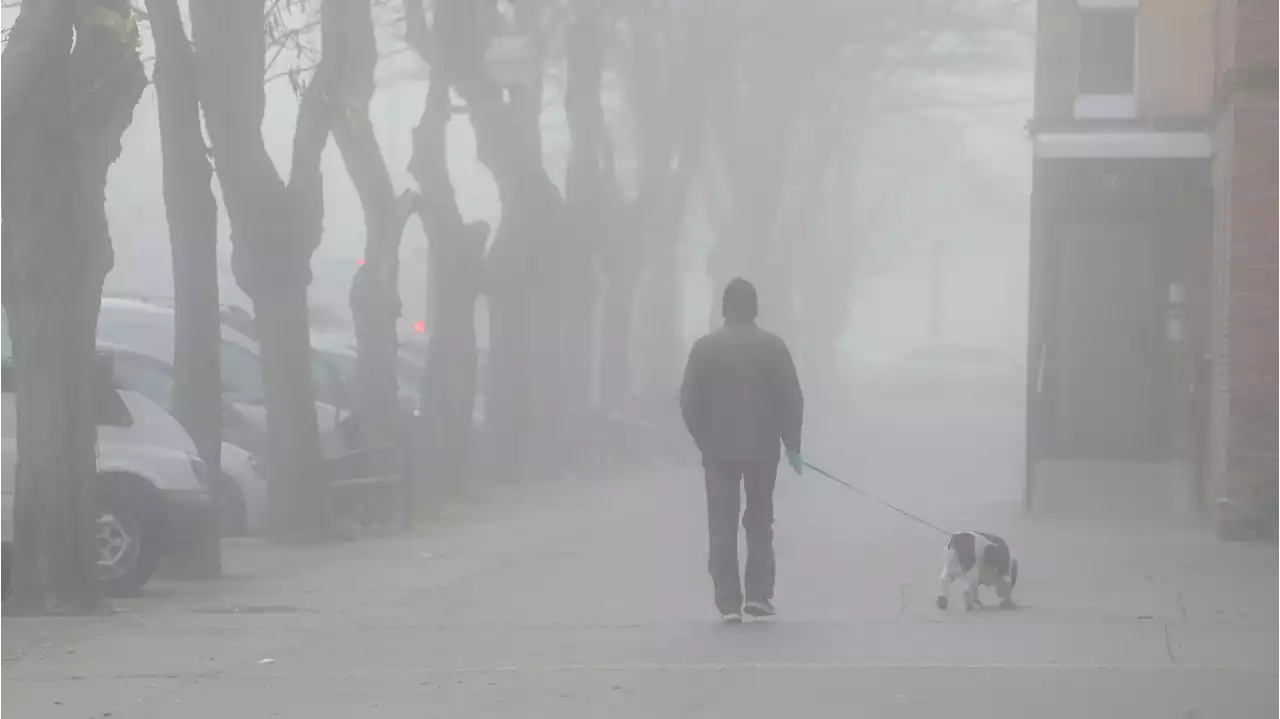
[802,461,951,536]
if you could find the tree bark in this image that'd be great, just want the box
[147,0,221,478]
[192,0,350,542]
[596,207,642,411]
[627,5,709,408]
[2,0,146,615]
[560,5,611,461]
[404,0,486,495]
[435,0,563,481]
[146,0,223,576]
[1,0,67,123]
[332,0,416,450]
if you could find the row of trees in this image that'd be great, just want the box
[2,0,1026,614]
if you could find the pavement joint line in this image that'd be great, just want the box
[12,662,1277,683]
[111,661,1276,680]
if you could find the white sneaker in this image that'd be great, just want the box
[744,599,776,618]
[720,611,743,625]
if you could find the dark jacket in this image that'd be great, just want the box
[679,321,804,463]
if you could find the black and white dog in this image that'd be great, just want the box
[936,532,1019,611]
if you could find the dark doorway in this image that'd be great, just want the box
[1049,220,1170,460]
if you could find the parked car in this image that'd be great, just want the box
[219,441,269,536]
[310,331,424,409]
[98,297,352,458]
[312,332,491,428]
[395,336,489,426]
[99,341,268,535]
[2,333,214,597]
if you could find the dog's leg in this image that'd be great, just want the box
[962,568,984,611]
[996,576,1016,609]
[936,554,960,610]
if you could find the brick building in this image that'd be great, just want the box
[1206,0,1277,538]
[1026,0,1276,536]
[1026,0,1216,519]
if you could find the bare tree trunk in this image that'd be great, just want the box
[596,34,661,413]
[2,0,145,615]
[561,5,610,461]
[503,2,563,480]
[704,24,798,335]
[435,0,563,482]
[0,0,67,121]
[628,6,710,408]
[192,0,349,542]
[597,212,642,411]
[404,0,486,495]
[2,11,98,612]
[332,0,416,450]
[147,0,221,483]
[146,0,222,575]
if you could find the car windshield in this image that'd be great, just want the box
[316,345,423,402]
[316,348,357,379]
[96,320,175,364]
[220,341,266,402]
[98,307,267,402]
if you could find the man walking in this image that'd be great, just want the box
[680,278,804,623]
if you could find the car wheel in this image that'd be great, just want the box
[95,480,163,597]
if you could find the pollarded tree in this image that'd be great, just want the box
[403,0,489,493]
[559,0,611,458]
[2,0,146,614]
[430,0,568,481]
[190,0,350,542]
[606,0,711,416]
[330,0,417,451]
[144,0,223,572]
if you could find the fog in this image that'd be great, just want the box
[98,15,1032,366]
[16,1,1273,715]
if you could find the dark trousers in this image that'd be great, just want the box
[704,459,778,613]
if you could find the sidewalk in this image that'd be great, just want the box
[3,462,1276,718]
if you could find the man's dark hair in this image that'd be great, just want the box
[722,278,758,322]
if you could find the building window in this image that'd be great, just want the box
[1075,9,1138,119]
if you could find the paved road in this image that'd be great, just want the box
[4,401,1277,718]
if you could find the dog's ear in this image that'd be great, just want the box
[1009,558,1019,588]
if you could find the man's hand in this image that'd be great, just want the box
[786,449,803,475]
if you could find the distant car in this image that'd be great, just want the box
[866,343,1025,402]
[314,332,490,428]
[310,331,424,412]
[2,341,214,597]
